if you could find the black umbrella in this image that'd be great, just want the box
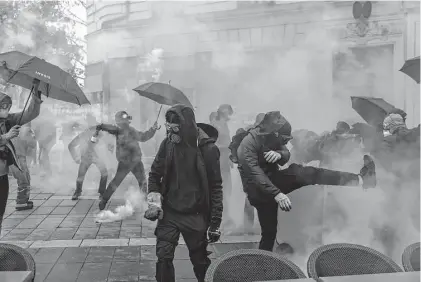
[351,96,407,128]
[399,56,420,84]
[0,51,90,105]
[133,82,194,109]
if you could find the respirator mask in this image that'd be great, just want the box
[165,122,181,144]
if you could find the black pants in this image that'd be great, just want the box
[250,163,360,251]
[102,161,145,202]
[0,175,10,234]
[155,210,211,282]
[76,157,108,194]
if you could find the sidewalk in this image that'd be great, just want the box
[2,180,260,282]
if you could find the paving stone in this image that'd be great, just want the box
[2,228,34,240]
[15,215,47,229]
[14,208,35,216]
[140,245,157,261]
[100,221,122,228]
[33,193,53,200]
[26,229,55,241]
[34,263,55,282]
[174,260,196,278]
[130,238,156,246]
[49,227,78,240]
[80,216,99,228]
[51,206,73,215]
[212,243,243,256]
[76,262,111,282]
[73,227,99,240]
[37,215,65,229]
[1,218,23,229]
[5,214,28,219]
[42,199,63,206]
[141,226,155,238]
[81,239,128,247]
[59,216,85,228]
[113,246,141,262]
[59,199,78,206]
[137,261,156,280]
[119,227,141,238]
[108,261,140,282]
[0,240,33,248]
[31,239,82,248]
[122,219,142,228]
[85,246,116,262]
[96,226,120,239]
[0,229,11,239]
[33,247,65,263]
[31,206,56,215]
[26,248,39,256]
[58,247,90,263]
[44,262,83,282]
[174,245,190,260]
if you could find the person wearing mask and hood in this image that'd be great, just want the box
[96,111,158,210]
[237,111,377,252]
[0,79,42,233]
[211,104,233,227]
[145,104,223,282]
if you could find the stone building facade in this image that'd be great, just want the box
[85,1,420,128]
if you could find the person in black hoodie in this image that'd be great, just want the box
[145,104,223,282]
[237,111,377,252]
[96,111,158,210]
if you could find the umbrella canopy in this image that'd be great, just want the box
[0,51,90,105]
[399,56,420,84]
[133,82,194,109]
[351,96,407,128]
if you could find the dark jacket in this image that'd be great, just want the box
[0,92,42,175]
[148,105,223,229]
[99,123,156,163]
[237,111,291,203]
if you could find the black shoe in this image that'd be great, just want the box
[72,191,81,201]
[99,199,107,211]
[360,155,376,189]
[15,201,34,211]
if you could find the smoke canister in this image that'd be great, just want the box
[91,130,99,143]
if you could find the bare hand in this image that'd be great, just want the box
[6,125,20,140]
[264,151,282,163]
[274,192,292,212]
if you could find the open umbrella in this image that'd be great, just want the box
[133,82,194,109]
[0,51,90,105]
[399,56,420,84]
[351,96,407,128]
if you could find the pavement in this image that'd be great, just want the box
[1,175,261,282]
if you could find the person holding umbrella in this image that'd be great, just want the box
[0,78,43,232]
[96,111,159,210]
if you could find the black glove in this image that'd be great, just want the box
[207,225,221,243]
[96,124,103,131]
[144,205,164,221]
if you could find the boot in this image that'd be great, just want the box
[360,155,376,189]
[72,184,82,201]
[99,198,107,211]
[15,201,34,211]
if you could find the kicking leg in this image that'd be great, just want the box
[131,161,147,195]
[99,162,130,210]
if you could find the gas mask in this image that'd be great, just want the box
[165,122,181,144]
[0,101,12,119]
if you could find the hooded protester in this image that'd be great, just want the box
[237,111,377,252]
[10,124,38,210]
[68,121,114,200]
[211,104,233,227]
[145,104,223,282]
[96,110,158,210]
[0,79,42,233]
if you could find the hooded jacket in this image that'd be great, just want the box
[98,121,157,163]
[0,92,42,176]
[237,111,292,203]
[148,104,223,229]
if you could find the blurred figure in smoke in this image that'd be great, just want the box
[236,111,377,252]
[209,111,217,124]
[68,115,114,201]
[10,124,38,211]
[96,111,158,210]
[145,105,223,282]
[230,112,265,234]
[0,79,42,233]
[211,104,233,228]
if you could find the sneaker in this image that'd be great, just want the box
[360,155,376,189]
[15,201,34,211]
[99,199,107,211]
[72,191,81,201]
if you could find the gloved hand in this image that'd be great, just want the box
[144,192,164,221]
[96,124,103,131]
[207,224,221,243]
[275,192,291,212]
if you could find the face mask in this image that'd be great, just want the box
[165,122,181,143]
[0,103,11,118]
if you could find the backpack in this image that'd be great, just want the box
[228,127,251,164]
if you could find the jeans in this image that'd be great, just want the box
[10,156,31,205]
[76,157,108,195]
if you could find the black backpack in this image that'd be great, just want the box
[228,127,252,164]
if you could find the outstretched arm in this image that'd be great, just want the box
[97,123,120,136]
